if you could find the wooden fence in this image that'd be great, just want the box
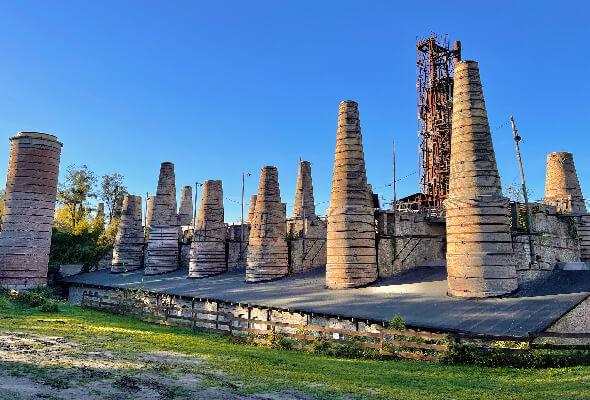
[80,288,590,362]
[81,290,447,361]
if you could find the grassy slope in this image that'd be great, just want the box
[0,297,589,400]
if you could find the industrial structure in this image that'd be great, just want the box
[412,34,461,212]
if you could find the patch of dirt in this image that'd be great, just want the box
[0,332,318,399]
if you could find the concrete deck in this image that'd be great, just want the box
[62,266,590,337]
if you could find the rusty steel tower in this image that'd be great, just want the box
[416,34,461,210]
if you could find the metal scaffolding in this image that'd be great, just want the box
[416,34,461,211]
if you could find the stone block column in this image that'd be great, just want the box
[188,180,226,277]
[246,166,289,282]
[444,61,517,298]
[144,162,180,275]
[293,160,316,219]
[247,194,257,224]
[326,100,377,289]
[178,185,193,226]
[111,194,144,273]
[543,152,586,213]
[0,132,62,288]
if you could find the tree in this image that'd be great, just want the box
[57,164,97,229]
[100,172,127,223]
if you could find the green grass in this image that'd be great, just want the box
[0,296,589,400]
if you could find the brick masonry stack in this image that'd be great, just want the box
[144,162,180,275]
[293,160,316,219]
[326,101,377,289]
[96,202,105,219]
[145,195,155,230]
[247,194,257,224]
[246,166,289,282]
[444,61,518,298]
[188,180,227,278]
[178,185,193,226]
[0,132,62,288]
[542,152,590,261]
[111,194,144,273]
[543,152,587,214]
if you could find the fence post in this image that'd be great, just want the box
[215,302,220,331]
[191,299,196,332]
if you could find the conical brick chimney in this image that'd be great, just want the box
[144,162,180,275]
[543,152,586,214]
[247,194,257,224]
[0,132,62,288]
[188,180,226,277]
[246,166,289,282]
[112,194,144,273]
[178,185,194,226]
[445,61,517,298]
[326,101,377,289]
[293,160,316,219]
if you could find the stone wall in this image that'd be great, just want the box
[287,217,327,273]
[511,202,581,283]
[227,224,248,270]
[376,211,445,278]
[547,296,590,335]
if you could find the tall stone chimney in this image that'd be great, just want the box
[543,152,587,214]
[188,180,226,278]
[145,195,155,229]
[247,194,257,224]
[178,185,194,226]
[293,160,316,219]
[246,166,289,282]
[0,132,62,288]
[326,101,377,289]
[445,61,517,298]
[96,202,105,219]
[111,194,144,273]
[144,162,180,275]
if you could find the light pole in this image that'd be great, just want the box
[510,115,535,262]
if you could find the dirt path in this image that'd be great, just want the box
[0,332,315,400]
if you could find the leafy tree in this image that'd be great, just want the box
[100,173,127,223]
[57,164,97,229]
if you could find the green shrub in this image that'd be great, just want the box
[442,340,590,368]
[266,332,291,350]
[388,314,406,331]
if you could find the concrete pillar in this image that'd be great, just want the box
[246,166,289,282]
[293,160,316,219]
[178,185,193,226]
[326,100,377,289]
[0,132,62,288]
[247,194,257,224]
[111,194,144,273]
[188,180,226,278]
[543,152,587,214]
[444,61,517,298]
[144,162,179,275]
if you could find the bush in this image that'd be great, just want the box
[10,288,60,313]
[388,314,406,331]
[266,332,291,350]
[442,340,590,368]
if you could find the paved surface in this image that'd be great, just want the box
[63,267,590,337]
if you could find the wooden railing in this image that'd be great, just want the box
[81,290,448,361]
[80,289,590,362]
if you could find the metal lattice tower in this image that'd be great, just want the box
[416,34,461,210]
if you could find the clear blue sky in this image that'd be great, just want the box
[0,1,588,222]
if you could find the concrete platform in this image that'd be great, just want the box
[62,266,590,337]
